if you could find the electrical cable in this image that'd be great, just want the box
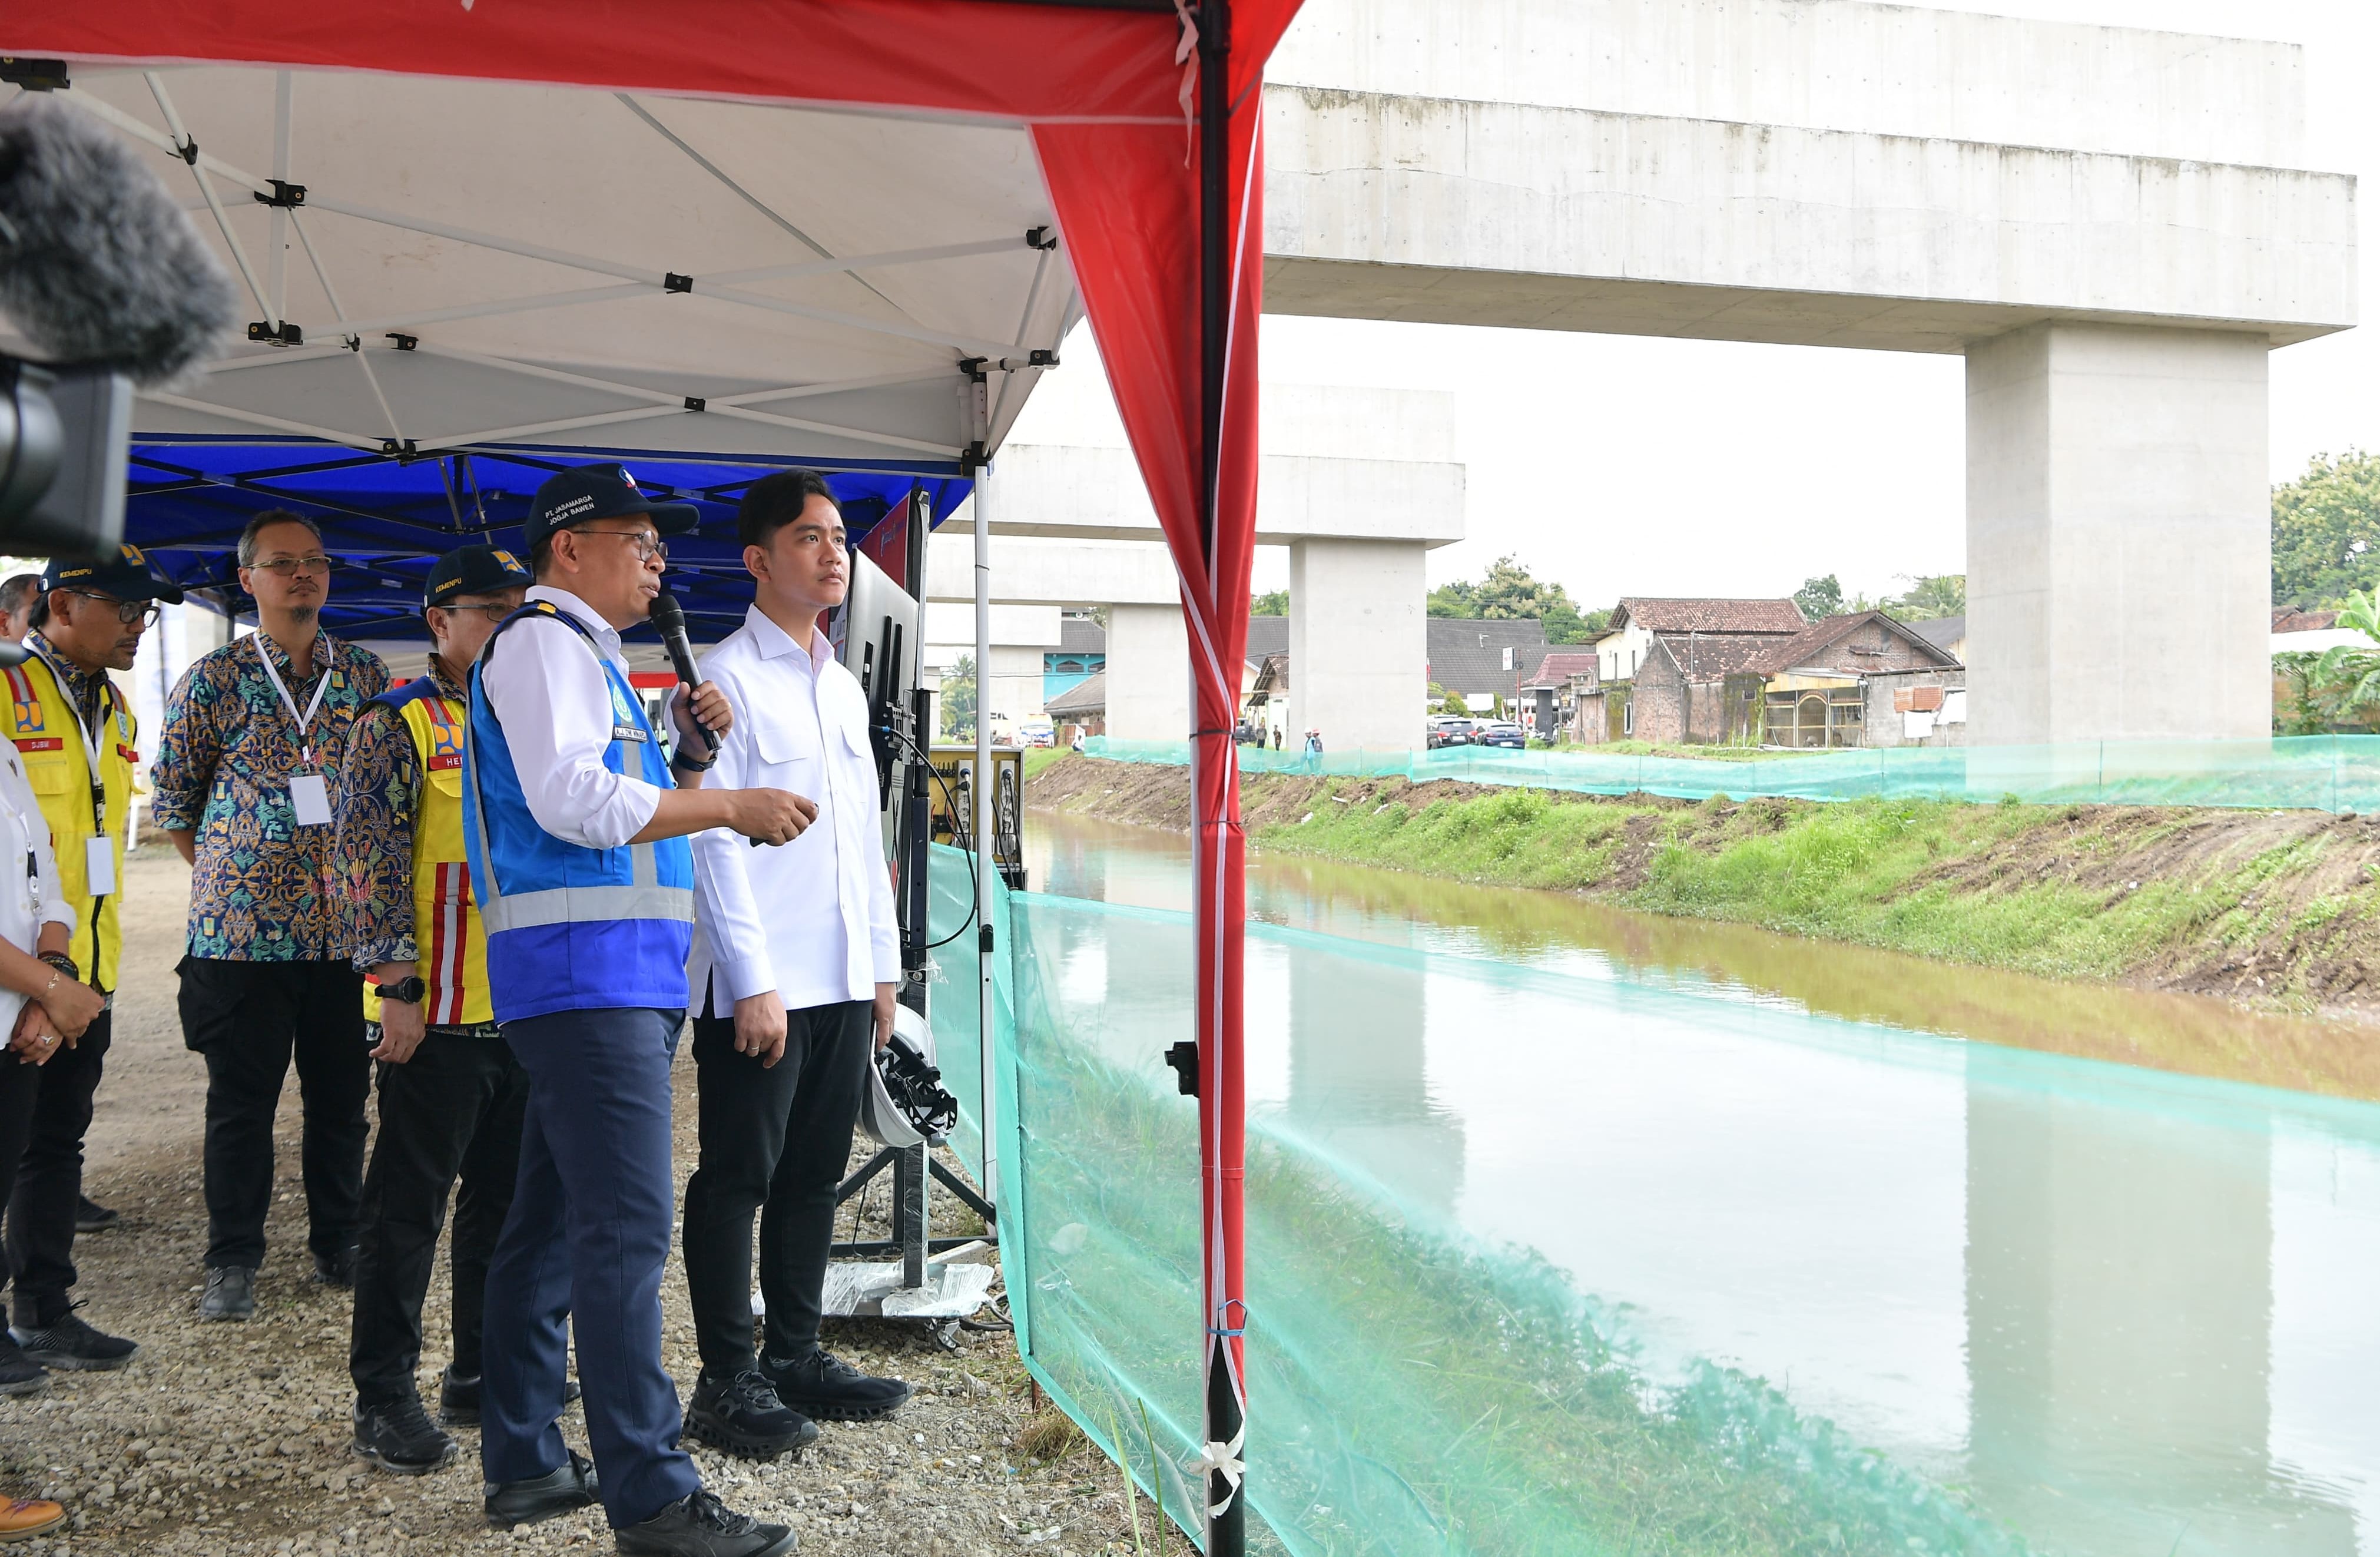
[875,717,983,951]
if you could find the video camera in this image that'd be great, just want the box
[0,72,238,558]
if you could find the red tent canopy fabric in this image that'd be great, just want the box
[24,0,1294,1542]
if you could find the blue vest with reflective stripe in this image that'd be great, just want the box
[462,601,692,1022]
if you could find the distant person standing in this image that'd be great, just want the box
[335,545,535,1476]
[2,547,181,1376]
[0,575,44,645]
[680,471,911,1462]
[151,512,390,1321]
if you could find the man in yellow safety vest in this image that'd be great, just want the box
[0,546,180,1380]
[333,544,538,1475]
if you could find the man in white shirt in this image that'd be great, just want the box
[465,464,813,1557]
[681,470,911,1460]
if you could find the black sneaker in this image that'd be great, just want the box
[761,1347,911,1423]
[313,1246,361,1288]
[352,1396,458,1476]
[683,1369,818,1460]
[440,1366,582,1427]
[10,1306,138,1370]
[615,1490,796,1557]
[484,1448,599,1531]
[0,1336,48,1397]
[197,1266,256,1323]
[74,1195,118,1234]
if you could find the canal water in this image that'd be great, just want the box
[1017,810,2380,1557]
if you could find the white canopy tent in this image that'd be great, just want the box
[69,67,1073,465]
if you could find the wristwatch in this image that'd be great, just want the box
[380,975,428,1006]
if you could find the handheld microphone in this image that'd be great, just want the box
[647,590,718,754]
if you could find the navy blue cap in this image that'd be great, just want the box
[42,544,184,605]
[524,463,700,553]
[425,544,533,609]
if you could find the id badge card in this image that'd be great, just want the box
[289,773,333,828]
[83,834,115,897]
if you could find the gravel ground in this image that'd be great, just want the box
[0,848,1158,1557]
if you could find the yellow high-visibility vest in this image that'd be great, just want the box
[5,652,134,990]
[362,681,493,1026]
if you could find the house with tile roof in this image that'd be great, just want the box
[1593,597,1808,688]
[1623,609,1963,747]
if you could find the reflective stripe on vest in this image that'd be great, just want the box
[362,681,494,1027]
[7,655,132,990]
[463,601,692,1022]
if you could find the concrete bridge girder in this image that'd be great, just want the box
[934,378,1467,747]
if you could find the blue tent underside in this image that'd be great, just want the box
[123,437,970,644]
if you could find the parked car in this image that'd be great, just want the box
[1426,717,1480,749]
[1477,721,1527,749]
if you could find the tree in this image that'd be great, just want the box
[1793,575,1843,621]
[2273,450,2380,610]
[1427,555,1605,642]
[939,654,976,740]
[2269,586,2380,733]
[1887,574,1966,621]
[1249,588,1288,616]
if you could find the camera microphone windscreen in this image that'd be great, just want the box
[0,94,237,385]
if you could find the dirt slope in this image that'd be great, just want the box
[1029,756,2380,1021]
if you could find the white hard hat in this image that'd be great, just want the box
[861,1002,960,1148]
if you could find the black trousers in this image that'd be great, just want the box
[5,1007,110,1326]
[350,1026,529,1407]
[679,999,874,1376]
[0,1041,41,1286]
[178,956,370,1271]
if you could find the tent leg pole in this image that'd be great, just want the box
[1198,1,1245,1552]
[973,465,999,1221]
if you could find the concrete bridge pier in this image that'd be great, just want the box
[1966,324,2271,747]
[1289,536,1428,751]
[1106,601,1193,743]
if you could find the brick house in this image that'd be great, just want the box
[1754,612,1965,747]
[1622,610,1963,747]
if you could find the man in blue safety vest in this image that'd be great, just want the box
[463,464,813,1556]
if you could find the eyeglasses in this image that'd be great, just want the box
[432,602,515,621]
[571,526,667,564]
[248,555,333,577]
[62,592,163,629]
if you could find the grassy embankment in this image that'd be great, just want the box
[1029,754,2380,1011]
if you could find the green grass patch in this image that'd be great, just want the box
[1254,787,2301,983]
[1022,747,1073,784]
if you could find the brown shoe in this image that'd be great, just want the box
[0,1497,65,1542]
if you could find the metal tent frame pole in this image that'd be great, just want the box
[973,465,1000,1220]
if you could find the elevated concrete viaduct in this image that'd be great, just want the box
[1259,0,2358,746]
[933,383,1464,745]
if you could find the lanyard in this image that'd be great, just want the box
[29,645,112,833]
[251,634,333,768]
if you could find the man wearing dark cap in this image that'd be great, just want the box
[465,465,811,1555]
[336,545,536,1476]
[0,546,180,1380]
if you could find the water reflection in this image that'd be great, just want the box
[1028,811,2380,1101]
[1025,809,2380,1555]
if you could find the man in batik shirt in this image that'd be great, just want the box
[335,545,537,1476]
[151,511,390,1322]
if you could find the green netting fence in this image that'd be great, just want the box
[922,845,2061,1555]
[1082,733,2380,812]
